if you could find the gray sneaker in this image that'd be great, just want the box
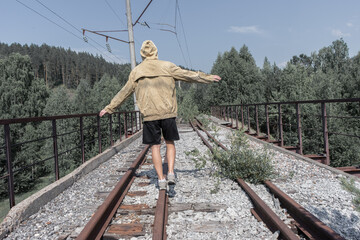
[167,173,176,185]
[158,179,167,190]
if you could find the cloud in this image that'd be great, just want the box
[228,25,263,34]
[331,29,351,37]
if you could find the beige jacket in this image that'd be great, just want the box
[104,40,215,121]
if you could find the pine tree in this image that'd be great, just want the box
[0,53,49,196]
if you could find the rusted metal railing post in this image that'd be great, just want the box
[52,119,59,180]
[124,113,128,138]
[97,115,102,153]
[80,117,85,164]
[109,115,113,146]
[135,112,139,132]
[296,103,303,155]
[226,106,229,122]
[255,105,260,136]
[321,103,330,165]
[278,104,284,147]
[235,106,239,129]
[4,124,15,208]
[131,112,134,135]
[265,104,270,140]
[139,112,142,130]
[241,105,244,130]
[118,113,122,142]
[247,106,251,132]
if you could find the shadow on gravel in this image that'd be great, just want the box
[168,185,176,198]
[307,205,360,239]
[136,166,207,198]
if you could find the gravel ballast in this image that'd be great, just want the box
[3,118,360,239]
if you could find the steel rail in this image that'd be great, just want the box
[189,119,298,240]
[194,118,228,151]
[76,144,150,240]
[236,178,298,240]
[153,156,169,240]
[264,181,345,240]
[193,117,345,240]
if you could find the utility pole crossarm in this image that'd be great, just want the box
[82,28,129,44]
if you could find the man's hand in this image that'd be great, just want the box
[99,109,108,117]
[212,75,221,82]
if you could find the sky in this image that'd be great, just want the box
[1,0,360,73]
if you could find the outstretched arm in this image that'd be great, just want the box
[99,73,135,117]
[170,63,221,83]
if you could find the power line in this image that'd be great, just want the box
[34,0,128,63]
[17,0,127,63]
[103,0,141,47]
[135,1,190,68]
[104,0,126,26]
[176,0,193,69]
[16,0,82,42]
[133,0,153,27]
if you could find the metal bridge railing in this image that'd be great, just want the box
[0,111,141,209]
[211,98,360,167]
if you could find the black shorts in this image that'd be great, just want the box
[143,117,180,145]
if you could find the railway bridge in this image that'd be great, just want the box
[0,98,359,239]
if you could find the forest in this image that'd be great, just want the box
[0,39,359,199]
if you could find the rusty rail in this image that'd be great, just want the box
[153,156,169,240]
[189,120,297,239]
[265,181,344,240]
[191,118,345,240]
[0,111,141,209]
[77,144,150,240]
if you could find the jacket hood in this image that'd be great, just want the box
[140,40,158,60]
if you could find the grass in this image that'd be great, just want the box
[340,178,360,212]
[0,174,54,222]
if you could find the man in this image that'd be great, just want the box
[99,40,221,190]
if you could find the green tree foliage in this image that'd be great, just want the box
[177,85,199,122]
[202,45,264,111]
[260,39,359,167]
[0,45,132,198]
[0,53,49,196]
[0,42,126,89]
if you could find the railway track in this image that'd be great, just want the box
[76,144,169,240]
[74,119,346,239]
[4,121,357,239]
[191,118,345,240]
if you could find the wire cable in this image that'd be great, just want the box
[104,0,126,26]
[176,0,192,69]
[23,0,124,63]
[33,0,128,63]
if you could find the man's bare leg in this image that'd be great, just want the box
[151,144,165,180]
[166,140,176,174]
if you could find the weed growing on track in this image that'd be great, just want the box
[340,178,360,211]
[187,129,275,193]
[212,130,275,184]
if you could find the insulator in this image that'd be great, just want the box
[106,43,112,53]
[83,36,88,43]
